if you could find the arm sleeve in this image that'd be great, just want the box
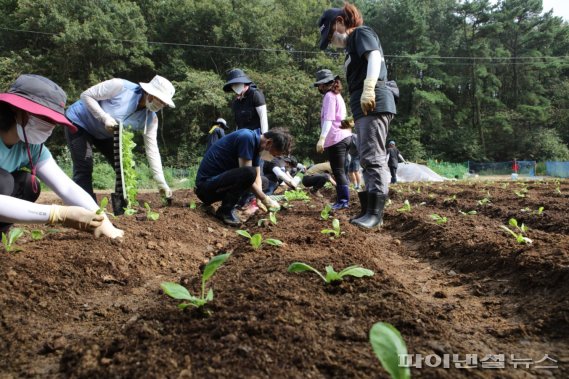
[80,78,124,124]
[366,50,382,80]
[256,105,269,134]
[398,153,405,162]
[320,120,332,139]
[272,166,288,181]
[0,195,52,224]
[142,114,169,190]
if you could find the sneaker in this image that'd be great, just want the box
[310,188,324,198]
[216,207,242,226]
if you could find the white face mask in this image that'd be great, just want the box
[260,149,274,162]
[146,96,164,112]
[330,31,348,48]
[17,116,55,144]
[232,83,245,95]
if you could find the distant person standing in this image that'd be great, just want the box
[387,140,406,184]
[348,133,362,189]
[206,118,228,151]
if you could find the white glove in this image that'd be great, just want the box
[296,163,306,172]
[261,196,280,212]
[159,187,173,199]
[316,137,326,154]
[104,116,118,133]
[94,215,124,239]
[361,78,377,115]
[48,205,103,233]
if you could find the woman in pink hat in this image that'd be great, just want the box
[0,74,123,239]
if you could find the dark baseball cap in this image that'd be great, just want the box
[318,8,343,50]
[0,74,76,132]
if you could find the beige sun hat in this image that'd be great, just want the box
[139,75,175,108]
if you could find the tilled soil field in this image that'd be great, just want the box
[1,179,568,378]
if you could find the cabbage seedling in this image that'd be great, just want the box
[429,214,448,224]
[30,230,44,241]
[96,197,109,215]
[320,204,332,220]
[321,218,342,238]
[500,218,532,244]
[369,322,410,379]
[397,200,411,212]
[288,262,374,284]
[443,194,456,203]
[236,230,282,249]
[258,211,278,227]
[144,202,159,221]
[161,253,230,309]
[477,197,491,206]
[2,228,24,253]
[284,189,310,202]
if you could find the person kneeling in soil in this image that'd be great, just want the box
[194,128,292,226]
[263,155,303,195]
[301,162,337,197]
[0,74,123,239]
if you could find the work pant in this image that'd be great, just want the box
[302,174,330,191]
[65,127,114,202]
[325,136,351,186]
[0,168,41,232]
[195,167,257,210]
[355,113,394,194]
[389,166,397,184]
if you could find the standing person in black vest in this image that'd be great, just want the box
[387,140,406,184]
[318,2,397,229]
[223,69,270,214]
[206,118,228,152]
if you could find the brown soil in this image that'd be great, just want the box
[1,179,568,378]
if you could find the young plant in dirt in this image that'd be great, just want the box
[429,214,448,224]
[500,218,532,244]
[397,200,411,213]
[144,202,160,221]
[122,130,139,215]
[96,197,109,215]
[236,230,282,249]
[287,262,374,284]
[321,218,343,238]
[458,210,477,216]
[477,197,491,206]
[284,189,310,202]
[188,201,197,209]
[258,211,278,227]
[30,230,44,241]
[513,190,526,198]
[161,253,231,309]
[369,322,410,379]
[2,228,24,253]
[443,194,456,204]
[320,204,332,220]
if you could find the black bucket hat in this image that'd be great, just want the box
[318,8,343,50]
[313,69,340,87]
[223,69,253,92]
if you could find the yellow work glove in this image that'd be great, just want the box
[360,78,378,115]
[316,136,326,154]
[261,196,281,212]
[94,215,125,239]
[48,205,103,233]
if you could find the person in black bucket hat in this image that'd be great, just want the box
[0,74,123,239]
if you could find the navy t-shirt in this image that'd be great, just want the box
[231,86,266,130]
[345,26,397,119]
[196,129,261,184]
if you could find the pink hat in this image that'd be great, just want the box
[0,74,76,132]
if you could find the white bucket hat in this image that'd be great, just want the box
[140,75,175,108]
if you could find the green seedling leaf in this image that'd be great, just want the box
[236,230,252,239]
[30,230,44,240]
[397,200,411,213]
[264,238,282,246]
[2,228,24,252]
[161,282,195,301]
[537,206,544,215]
[284,189,310,202]
[124,208,137,216]
[508,218,519,228]
[324,265,341,283]
[205,288,214,302]
[320,204,332,220]
[369,322,411,379]
[269,212,278,225]
[287,262,327,283]
[97,197,109,215]
[144,202,160,221]
[189,201,196,209]
[202,253,231,283]
[429,214,447,224]
[250,234,262,249]
[338,265,374,279]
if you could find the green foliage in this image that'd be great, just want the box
[284,189,310,202]
[397,200,411,213]
[122,129,139,211]
[321,218,343,238]
[429,214,448,224]
[144,202,159,221]
[427,160,468,179]
[96,197,109,215]
[161,253,231,309]
[258,212,278,227]
[2,228,24,253]
[459,210,477,216]
[30,230,44,241]
[236,230,282,249]
[500,218,532,244]
[288,262,374,284]
[320,204,332,220]
[369,322,411,379]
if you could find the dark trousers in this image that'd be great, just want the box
[389,166,397,184]
[65,126,115,201]
[0,168,41,232]
[195,167,257,210]
[302,174,329,191]
[325,136,351,186]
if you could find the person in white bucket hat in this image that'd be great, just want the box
[65,75,176,204]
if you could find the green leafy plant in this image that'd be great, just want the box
[284,189,310,202]
[161,253,231,309]
[443,194,456,203]
[30,230,44,241]
[288,262,374,284]
[122,129,139,213]
[429,214,448,224]
[257,211,278,227]
[397,200,411,213]
[321,218,343,238]
[537,206,544,215]
[477,197,491,206]
[458,210,477,216]
[236,230,282,249]
[143,202,160,221]
[513,190,526,198]
[96,197,109,215]
[369,322,411,379]
[188,201,196,209]
[500,218,532,244]
[2,228,24,252]
[320,204,332,220]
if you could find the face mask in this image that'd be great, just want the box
[260,149,274,162]
[16,116,55,144]
[330,31,348,48]
[146,96,164,112]
[232,83,245,95]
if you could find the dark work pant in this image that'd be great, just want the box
[65,126,115,201]
[0,168,41,232]
[325,136,351,186]
[302,174,329,191]
[389,166,397,184]
[195,167,257,210]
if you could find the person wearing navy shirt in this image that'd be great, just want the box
[195,128,292,226]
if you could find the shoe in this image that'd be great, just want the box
[351,192,387,229]
[331,185,350,210]
[310,188,324,198]
[349,191,368,221]
[242,199,259,216]
[216,207,241,226]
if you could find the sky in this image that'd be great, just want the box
[542,0,569,21]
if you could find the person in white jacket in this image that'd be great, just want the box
[65,75,175,204]
[0,74,123,239]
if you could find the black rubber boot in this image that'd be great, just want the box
[216,206,241,226]
[349,191,368,222]
[111,193,128,216]
[351,192,387,229]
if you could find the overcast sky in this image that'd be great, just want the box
[543,0,569,21]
